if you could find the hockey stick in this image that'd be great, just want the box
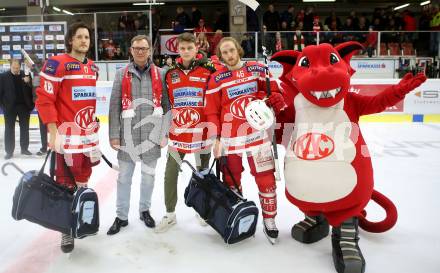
[1,162,25,176]
[262,46,281,181]
[101,154,119,171]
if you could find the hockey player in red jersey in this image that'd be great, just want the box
[204,37,287,244]
[35,22,100,254]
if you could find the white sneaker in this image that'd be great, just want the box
[196,213,208,227]
[154,213,177,233]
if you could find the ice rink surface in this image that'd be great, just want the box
[0,122,439,273]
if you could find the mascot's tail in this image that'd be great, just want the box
[359,190,398,233]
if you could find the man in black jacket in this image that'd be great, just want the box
[0,59,34,159]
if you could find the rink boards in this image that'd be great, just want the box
[1,79,439,125]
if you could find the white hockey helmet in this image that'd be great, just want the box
[245,99,275,131]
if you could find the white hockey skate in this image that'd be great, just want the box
[263,218,279,245]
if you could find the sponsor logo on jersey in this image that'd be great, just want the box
[173,87,202,99]
[292,133,335,160]
[189,76,207,82]
[72,86,96,101]
[215,71,232,82]
[246,64,265,73]
[44,81,54,94]
[43,59,59,75]
[90,64,99,72]
[226,81,257,99]
[174,108,200,127]
[230,95,254,119]
[65,62,81,71]
[171,71,180,84]
[171,140,204,150]
[74,106,96,130]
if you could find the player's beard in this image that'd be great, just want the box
[72,45,89,55]
[226,56,240,68]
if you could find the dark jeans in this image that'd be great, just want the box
[4,104,31,155]
[38,114,47,152]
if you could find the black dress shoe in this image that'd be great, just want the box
[4,154,13,160]
[107,217,128,235]
[21,150,32,156]
[140,210,155,228]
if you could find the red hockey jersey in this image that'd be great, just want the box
[165,58,215,153]
[36,54,99,154]
[204,61,281,154]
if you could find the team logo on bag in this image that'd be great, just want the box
[75,106,96,130]
[230,95,254,119]
[174,108,200,127]
[292,133,335,160]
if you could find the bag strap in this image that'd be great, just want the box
[216,157,243,197]
[45,150,76,184]
[38,149,53,176]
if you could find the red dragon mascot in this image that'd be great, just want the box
[270,41,426,273]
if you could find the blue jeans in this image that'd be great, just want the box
[116,159,157,221]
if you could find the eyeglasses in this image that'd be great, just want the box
[131,47,150,53]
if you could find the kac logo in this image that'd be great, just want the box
[293,132,335,160]
[74,106,96,130]
[230,95,254,120]
[166,37,178,53]
[174,108,200,127]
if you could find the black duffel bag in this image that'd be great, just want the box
[6,151,74,234]
[4,151,99,238]
[183,159,259,244]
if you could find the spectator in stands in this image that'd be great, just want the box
[418,6,432,55]
[358,14,369,32]
[364,26,378,57]
[246,6,259,32]
[296,9,305,25]
[325,11,342,30]
[194,18,213,34]
[241,33,255,58]
[263,4,281,31]
[210,29,223,56]
[275,32,287,51]
[103,39,117,60]
[348,10,360,30]
[191,6,202,28]
[114,46,125,60]
[281,5,295,28]
[196,33,210,56]
[262,25,275,54]
[176,7,191,29]
[281,21,293,49]
[214,9,229,32]
[343,17,358,31]
[383,18,401,43]
[303,6,315,31]
[372,17,382,31]
[402,10,416,42]
[151,8,162,42]
[162,55,173,70]
[118,12,136,32]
